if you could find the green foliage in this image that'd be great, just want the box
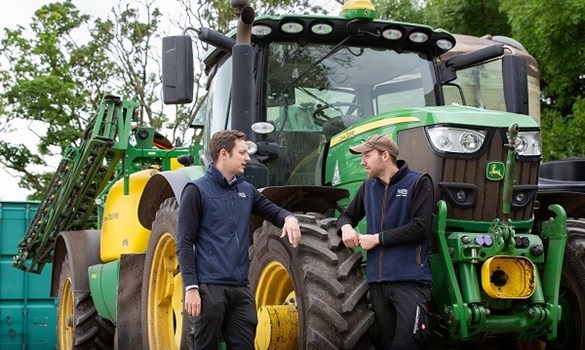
[500,0,585,116]
[498,0,585,159]
[371,0,424,22]
[0,0,117,196]
[0,0,165,199]
[423,0,511,37]
[541,98,585,160]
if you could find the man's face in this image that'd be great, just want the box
[225,139,251,176]
[360,149,385,178]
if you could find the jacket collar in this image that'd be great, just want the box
[374,159,408,186]
[207,164,244,188]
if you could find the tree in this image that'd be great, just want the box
[0,0,117,199]
[101,0,165,128]
[423,0,511,38]
[0,0,167,199]
[500,0,585,160]
[372,0,424,23]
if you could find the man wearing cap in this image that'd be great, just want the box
[336,134,434,350]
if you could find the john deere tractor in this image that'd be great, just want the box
[13,0,585,349]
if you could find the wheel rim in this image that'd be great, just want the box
[147,232,182,349]
[58,278,74,349]
[255,261,299,350]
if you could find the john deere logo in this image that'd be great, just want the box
[486,162,505,181]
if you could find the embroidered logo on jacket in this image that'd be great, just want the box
[238,192,247,198]
[396,189,409,197]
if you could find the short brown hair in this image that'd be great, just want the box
[209,130,247,162]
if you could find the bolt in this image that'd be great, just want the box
[527,308,535,318]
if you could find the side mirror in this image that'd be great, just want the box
[440,44,504,84]
[162,35,194,104]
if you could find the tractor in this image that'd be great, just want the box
[13,0,585,349]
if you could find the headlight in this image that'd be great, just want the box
[427,126,487,153]
[511,131,541,156]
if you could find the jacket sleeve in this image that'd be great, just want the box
[378,175,434,246]
[177,183,201,288]
[336,181,367,234]
[251,187,293,228]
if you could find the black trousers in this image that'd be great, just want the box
[186,284,257,350]
[369,281,432,350]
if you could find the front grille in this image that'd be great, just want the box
[399,127,539,222]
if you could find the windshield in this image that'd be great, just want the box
[263,41,437,185]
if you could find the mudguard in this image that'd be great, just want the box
[138,166,206,229]
[51,230,101,297]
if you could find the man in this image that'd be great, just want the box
[177,130,301,349]
[337,134,433,350]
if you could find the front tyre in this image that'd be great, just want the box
[141,198,188,350]
[249,214,374,350]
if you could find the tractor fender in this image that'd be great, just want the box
[50,230,101,297]
[251,185,349,234]
[138,166,206,229]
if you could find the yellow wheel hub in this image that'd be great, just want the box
[255,261,299,350]
[58,277,74,349]
[146,232,183,349]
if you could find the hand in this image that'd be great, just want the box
[358,234,379,251]
[282,216,301,248]
[341,224,360,248]
[184,288,202,317]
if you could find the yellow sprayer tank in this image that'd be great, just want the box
[100,168,159,262]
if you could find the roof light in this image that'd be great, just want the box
[409,32,429,43]
[251,25,272,37]
[382,28,402,40]
[311,23,333,35]
[247,141,258,155]
[436,39,454,51]
[281,22,303,34]
[251,122,275,135]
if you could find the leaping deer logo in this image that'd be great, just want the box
[486,162,504,181]
[489,164,503,178]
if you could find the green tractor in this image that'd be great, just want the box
[13,0,585,348]
[147,0,585,348]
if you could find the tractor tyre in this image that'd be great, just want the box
[249,214,375,350]
[546,218,585,350]
[141,198,189,350]
[57,254,114,349]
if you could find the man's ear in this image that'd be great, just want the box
[382,150,390,161]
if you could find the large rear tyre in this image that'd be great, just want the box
[141,198,188,350]
[546,218,585,350]
[249,214,374,350]
[57,254,114,349]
